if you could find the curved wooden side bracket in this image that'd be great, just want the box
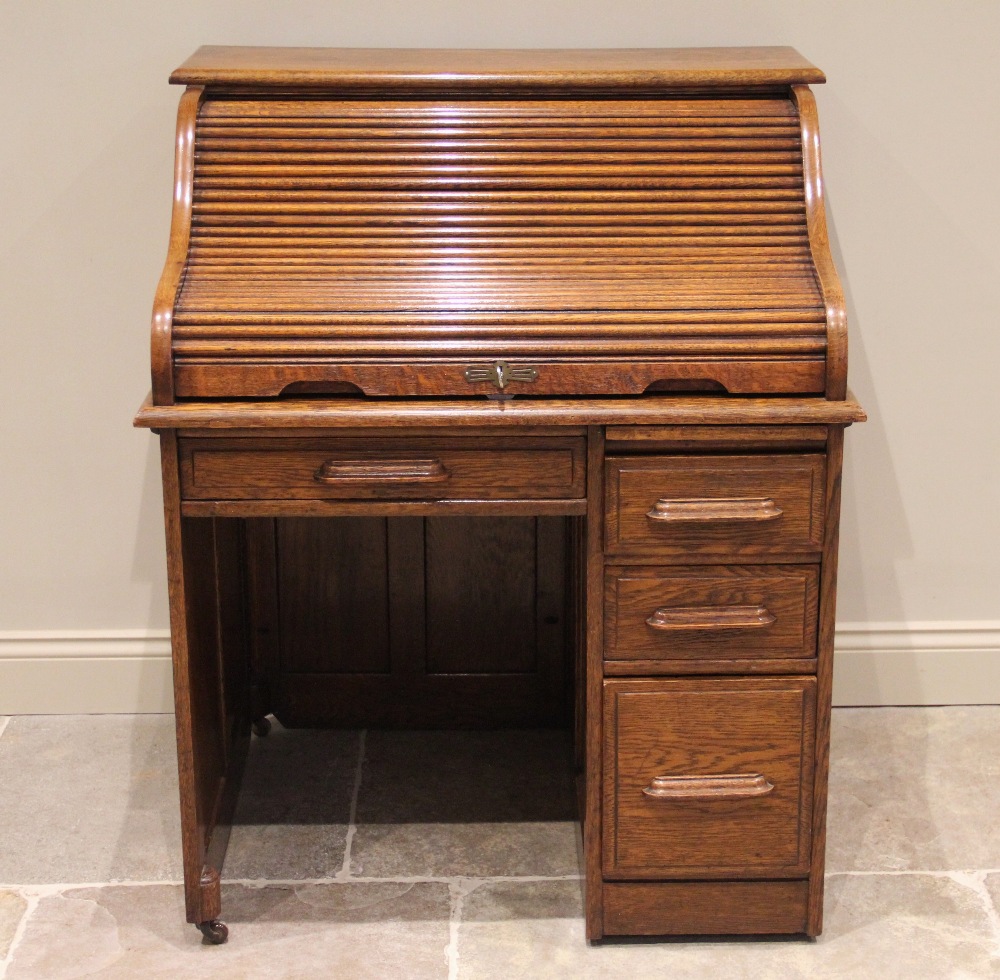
[792,84,848,400]
[151,85,204,405]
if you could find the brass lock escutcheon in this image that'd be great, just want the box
[464,360,539,390]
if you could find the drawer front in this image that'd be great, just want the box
[179,436,586,501]
[603,677,815,878]
[604,454,825,557]
[605,565,819,664]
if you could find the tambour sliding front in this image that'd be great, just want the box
[136,46,863,944]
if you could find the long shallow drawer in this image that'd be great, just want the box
[603,677,815,879]
[605,565,819,666]
[604,454,825,558]
[179,436,586,500]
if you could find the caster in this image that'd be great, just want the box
[251,715,272,737]
[198,919,229,944]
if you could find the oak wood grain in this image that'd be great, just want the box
[178,435,586,501]
[584,427,605,940]
[792,85,847,400]
[605,454,826,557]
[135,392,867,429]
[644,604,776,631]
[171,46,825,88]
[180,498,589,519]
[148,51,845,402]
[604,423,827,452]
[604,564,819,664]
[603,657,817,677]
[264,516,570,728]
[603,676,816,878]
[603,880,809,936]
[143,47,861,942]
[807,424,845,934]
[641,772,774,800]
[159,436,250,926]
[276,517,391,674]
[151,87,202,404]
[172,359,826,400]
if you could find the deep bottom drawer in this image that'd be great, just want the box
[603,880,810,936]
[604,676,816,878]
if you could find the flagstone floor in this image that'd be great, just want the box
[0,708,997,978]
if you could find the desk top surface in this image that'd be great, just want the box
[171,46,825,88]
[135,393,865,430]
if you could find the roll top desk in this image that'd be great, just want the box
[135,46,864,943]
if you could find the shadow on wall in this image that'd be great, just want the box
[815,85,922,703]
[132,436,168,618]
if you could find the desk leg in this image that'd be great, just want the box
[160,433,251,942]
[583,426,605,941]
[807,424,845,936]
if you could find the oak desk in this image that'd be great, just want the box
[136,47,864,944]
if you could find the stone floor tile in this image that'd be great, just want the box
[827,706,1000,872]
[352,730,579,878]
[225,724,359,879]
[985,874,1000,922]
[0,715,182,883]
[0,889,28,958]
[456,874,1000,979]
[7,882,450,979]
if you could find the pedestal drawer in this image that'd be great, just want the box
[604,454,825,557]
[603,677,815,878]
[605,565,819,667]
[179,435,586,501]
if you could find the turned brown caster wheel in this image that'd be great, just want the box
[251,715,272,737]
[198,919,229,944]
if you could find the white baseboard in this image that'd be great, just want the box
[0,631,173,714]
[0,623,997,714]
[831,621,1000,706]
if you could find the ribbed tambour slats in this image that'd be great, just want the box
[174,95,824,386]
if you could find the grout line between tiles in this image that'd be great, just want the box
[446,879,480,980]
[3,882,183,895]
[337,728,367,880]
[446,883,460,980]
[11,868,1000,896]
[232,874,586,888]
[827,869,1000,878]
[9,870,1000,895]
[0,893,40,980]
[0,873,586,894]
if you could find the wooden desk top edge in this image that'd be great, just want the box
[135,393,865,429]
[170,46,825,88]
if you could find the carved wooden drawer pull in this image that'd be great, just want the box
[645,604,776,631]
[313,458,450,483]
[642,773,774,801]
[646,497,782,523]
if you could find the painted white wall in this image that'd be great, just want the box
[2,2,998,706]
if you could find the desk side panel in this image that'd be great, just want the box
[160,433,251,924]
